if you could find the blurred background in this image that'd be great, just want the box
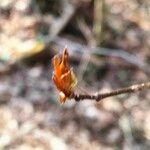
[0,0,150,149]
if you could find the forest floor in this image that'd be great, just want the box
[0,0,149,149]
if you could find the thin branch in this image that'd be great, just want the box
[71,82,150,102]
[51,37,150,75]
[43,0,76,43]
[93,0,105,45]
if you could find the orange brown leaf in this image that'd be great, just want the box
[52,48,77,104]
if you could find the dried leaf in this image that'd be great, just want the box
[52,48,77,104]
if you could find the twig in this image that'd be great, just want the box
[93,0,105,45]
[76,18,96,85]
[51,36,150,74]
[50,0,75,39]
[77,17,96,47]
[43,0,76,43]
[71,82,150,102]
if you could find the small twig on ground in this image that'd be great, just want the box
[93,0,105,45]
[52,37,150,74]
[76,18,96,85]
[71,82,150,102]
[77,17,96,47]
[43,0,76,43]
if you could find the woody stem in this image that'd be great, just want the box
[71,82,150,102]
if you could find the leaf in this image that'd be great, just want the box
[52,48,77,104]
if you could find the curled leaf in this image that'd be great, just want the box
[52,48,77,104]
